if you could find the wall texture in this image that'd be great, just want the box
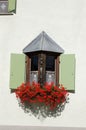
[0,0,86,128]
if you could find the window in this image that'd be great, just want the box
[31,55,38,71]
[0,0,16,15]
[46,56,55,71]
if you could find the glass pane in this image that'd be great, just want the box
[30,71,38,83]
[0,0,8,1]
[0,1,8,14]
[46,71,55,84]
[31,55,38,71]
[46,56,55,71]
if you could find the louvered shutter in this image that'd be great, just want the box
[59,54,75,92]
[8,0,16,13]
[10,53,25,89]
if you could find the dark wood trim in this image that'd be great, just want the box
[25,55,31,83]
[25,51,60,57]
[38,53,46,87]
[55,56,59,86]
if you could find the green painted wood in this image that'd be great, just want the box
[10,54,25,89]
[8,0,16,13]
[59,54,75,92]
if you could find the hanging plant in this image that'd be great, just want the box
[15,82,69,113]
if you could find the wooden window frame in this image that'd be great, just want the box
[55,56,60,86]
[38,53,46,87]
[0,0,16,15]
[25,55,31,83]
[25,53,60,87]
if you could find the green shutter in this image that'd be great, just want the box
[8,0,16,13]
[10,53,25,89]
[59,54,75,92]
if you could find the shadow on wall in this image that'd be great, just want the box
[0,126,86,130]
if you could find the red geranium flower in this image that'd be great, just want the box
[15,82,68,110]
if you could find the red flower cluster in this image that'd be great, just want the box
[15,82,68,110]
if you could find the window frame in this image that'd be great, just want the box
[0,0,16,15]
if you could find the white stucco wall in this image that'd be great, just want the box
[0,0,86,127]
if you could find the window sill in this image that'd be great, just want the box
[0,12,14,15]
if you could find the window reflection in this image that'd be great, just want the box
[31,55,38,71]
[46,56,55,71]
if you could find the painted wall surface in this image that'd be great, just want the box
[0,0,86,127]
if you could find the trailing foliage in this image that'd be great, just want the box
[15,82,68,110]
